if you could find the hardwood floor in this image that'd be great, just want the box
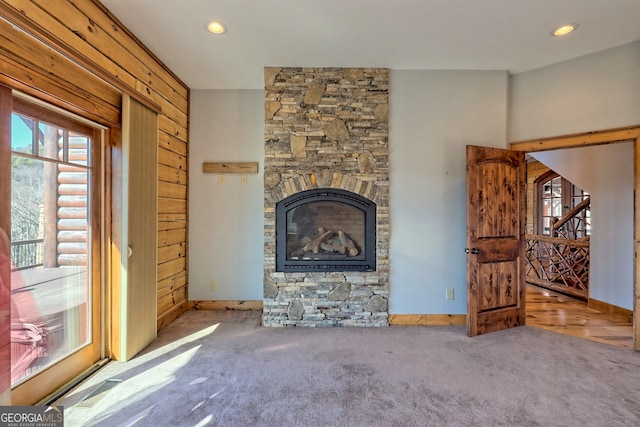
[525,284,634,350]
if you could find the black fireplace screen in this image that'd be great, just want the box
[276,189,376,272]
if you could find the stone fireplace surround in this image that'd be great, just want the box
[263,67,390,327]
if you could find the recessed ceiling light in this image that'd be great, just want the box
[207,21,226,35]
[551,23,579,37]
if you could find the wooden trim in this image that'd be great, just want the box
[12,97,98,134]
[157,302,190,331]
[0,2,161,114]
[108,127,122,360]
[203,162,259,174]
[0,54,121,126]
[509,126,640,152]
[533,169,559,185]
[535,171,559,235]
[635,136,640,350]
[102,127,113,359]
[190,300,264,311]
[0,84,10,403]
[0,85,11,234]
[588,298,633,323]
[389,314,466,326]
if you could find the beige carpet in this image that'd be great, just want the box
[56,310,640,426]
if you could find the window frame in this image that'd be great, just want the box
[535,170,590,237]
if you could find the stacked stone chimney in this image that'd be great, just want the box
[263,67,390,327]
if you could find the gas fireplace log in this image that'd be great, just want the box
[320,242,347,254]
[303,229,334,254]
[290,236,311,257]
[338,230,359,257]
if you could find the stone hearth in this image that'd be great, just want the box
[263,67,389,327]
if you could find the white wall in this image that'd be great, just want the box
[189,90,264,300]
[509,41,640,141]
[389,70,509,314]
[532,143,634,310]
[189,71,509,313]
[510,41,640,310]
[189,42,638,313]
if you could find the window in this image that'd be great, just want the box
[537,172,590,238]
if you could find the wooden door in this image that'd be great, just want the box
[466,145,526,336]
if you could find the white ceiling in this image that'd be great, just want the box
[99,0,640,90]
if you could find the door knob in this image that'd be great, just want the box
[465,248,479,255]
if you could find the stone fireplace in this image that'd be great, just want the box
[264,67,389,327]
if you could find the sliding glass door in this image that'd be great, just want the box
[6,94,103,404]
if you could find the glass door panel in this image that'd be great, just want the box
[9,99,101,401]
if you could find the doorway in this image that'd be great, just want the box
[525,161,590,300]
[523,151,632,349]
[509,126,639,351]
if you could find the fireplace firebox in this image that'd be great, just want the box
[276,189,376,272]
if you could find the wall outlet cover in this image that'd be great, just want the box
[446,288,454,300]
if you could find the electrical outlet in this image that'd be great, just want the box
[241,174,248,184]
[445,288,454,300]
[218,174,225,184]
[210,281,218,292]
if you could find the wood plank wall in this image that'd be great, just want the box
[0,0,190,330]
